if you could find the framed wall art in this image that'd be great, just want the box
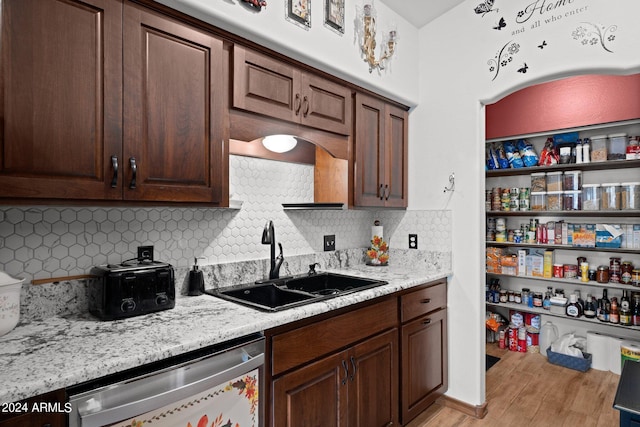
[286,0,311,30]
[324,0,345,34]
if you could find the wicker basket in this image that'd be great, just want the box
[546,347,592,372]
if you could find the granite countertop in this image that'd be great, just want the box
[0,266,450,404]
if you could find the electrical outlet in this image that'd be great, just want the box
[324,235,336,251]
[137,245,154,261]
[409,234,418,249]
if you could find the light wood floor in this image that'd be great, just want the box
[407,343,621,427]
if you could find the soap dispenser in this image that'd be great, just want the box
[187,258,205,296]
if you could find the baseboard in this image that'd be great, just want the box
[437,395,488,419]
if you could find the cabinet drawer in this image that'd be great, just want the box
[401,282,446,323]
[271,298,397,376]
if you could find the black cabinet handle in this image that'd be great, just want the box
[349,356,357,382]
[341,359,349,385]
[421,298,432,304]
[379,184,384,200]
[302,95,309,116]
[294,93,301,115]
[129,157,137,189]
[422,318,432,325]
[384,184,390,200]
[110,155,118,188]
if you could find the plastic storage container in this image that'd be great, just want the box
[531,191,547,211]
[546,171,563,192]
[531,172,546,192]
[547,190,563,211]
[620,182,640,210]
[563,170,582,191]
[601,183,621,210]
[590,135,608,162]
[563,190,582,210]
[608,133,627,160]
[582,184,601,210]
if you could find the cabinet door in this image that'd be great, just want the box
[349,329,399,427]
[300,73,352,135]
[383,104,408,208]
[401,308,448,424]
[124,3,225,203]
[272,350,348,427]
[232,45,301,124]
[354,93,385,206]
[0,0,122,200]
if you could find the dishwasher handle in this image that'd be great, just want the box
[72,345,264,427]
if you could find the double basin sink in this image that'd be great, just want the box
[207,272,388,311]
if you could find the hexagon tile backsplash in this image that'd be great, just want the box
[0,155,451,319]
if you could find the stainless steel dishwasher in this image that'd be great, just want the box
[68,333,264,427]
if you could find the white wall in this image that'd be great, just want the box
[414,0,640,407]
[156,0,421,106]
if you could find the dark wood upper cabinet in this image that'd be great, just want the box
[0,0,123,200]
[354,92,408,208]
[123,2,226,203]
[0,0,227,204]
[233,45,352,136]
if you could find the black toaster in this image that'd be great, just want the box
[89,261,175,320]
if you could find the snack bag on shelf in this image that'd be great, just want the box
[493,142,510,169]
[538,137,559,166]
[503,141,525,168]
[517,139,539,167]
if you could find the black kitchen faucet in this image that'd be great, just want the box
[261,220,284,280]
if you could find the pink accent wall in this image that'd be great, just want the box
[486,74,640,139]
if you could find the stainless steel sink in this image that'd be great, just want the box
[207,272,387,312]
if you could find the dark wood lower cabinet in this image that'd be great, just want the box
[401,307,448,424]
[268,279,447,427]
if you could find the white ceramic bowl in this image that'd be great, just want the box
[0,272,23,337]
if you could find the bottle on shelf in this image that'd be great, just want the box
[575,290,585,316]
[621,290,630,311]
[632,295,640,327]
[584,294,597,319]
[543,291,551,310]
[609,298,620,324]
[620,302,632,326]
[566,294,582,318]
[582,137,591,163]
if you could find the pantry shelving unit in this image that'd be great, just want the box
[485,120,640,332]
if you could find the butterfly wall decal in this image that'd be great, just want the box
[474,0,495,16]
[517,63,529,73]
[493,17,506,30]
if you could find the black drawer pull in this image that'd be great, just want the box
[421,298,431,304]
[422,318,432,325]
[341,359,349,385]
[129,157,137,189]
[110,155,118,188]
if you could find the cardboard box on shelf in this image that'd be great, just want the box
[595,224,623,248]
[572,224,596,247]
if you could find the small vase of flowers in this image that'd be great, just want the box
[366,235,389,266]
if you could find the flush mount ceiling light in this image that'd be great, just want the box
[262,135,298,153]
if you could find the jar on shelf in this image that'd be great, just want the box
[582,184,601,211]
[546,171,564,192]
[601,183,621,210]
[531,172,546,192]
[608,133,627,160]
[621,262,634,285]
[632,269,640,287]
[563,170,582,191]
[596,265,610,283]
[590,135,608,162]
[547,191,563,211]
[531,191,547,211]
[620,182,640,210]
[563,190,582,210]
[610,257,622,283]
